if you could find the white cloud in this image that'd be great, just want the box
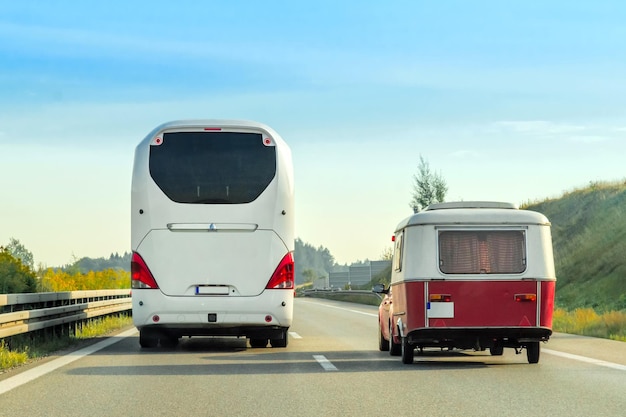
[489,120,616,144]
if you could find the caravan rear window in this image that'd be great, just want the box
[149,131,276,204]
[438,230,526,274]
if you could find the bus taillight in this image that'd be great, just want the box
[131,252,159,289]
[266,252,295,290]
[515,293,537,302]
[430,294,452,302]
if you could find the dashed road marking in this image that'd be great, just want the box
[313,355,338,371]
[289,332,302,339]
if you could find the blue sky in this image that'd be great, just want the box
[1,1,625,267]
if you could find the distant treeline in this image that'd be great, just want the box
[64,252,131,273]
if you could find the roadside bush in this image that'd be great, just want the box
[553,308,626,341]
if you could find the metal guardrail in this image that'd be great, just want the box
[0,290,132,338]
[300,289,383,305]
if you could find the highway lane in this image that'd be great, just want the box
[1,298,625,416]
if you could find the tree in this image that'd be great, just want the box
[0,249,37,294]
[380,246,393,261]
[410,155,448,213]
[5,238,34,270]
[294,238,336,284]
[301,269,317,283]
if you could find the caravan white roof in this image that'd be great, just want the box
[426,201,518,210]
[395,201,550,232]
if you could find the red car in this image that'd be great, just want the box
[373,284,400,355]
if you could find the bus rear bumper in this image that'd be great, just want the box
[132,288,293,338]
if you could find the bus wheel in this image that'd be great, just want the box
[160,336,179,348]
[526,342,540,364]
[490,344,504,356]
[250,338,268,348]
[270,329,288,348]
[139,330,158,348]
[401,337,414,364]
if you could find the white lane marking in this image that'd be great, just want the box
[543,348,626,371]
[0,328,138,395]
[312,301,378,318]
[313,355,338,371]
[289,332,302,339]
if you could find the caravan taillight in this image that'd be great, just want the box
[266,252,295,290]
[515,293,537,302]
[131,252,159,289]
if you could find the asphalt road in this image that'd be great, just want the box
[1,298,625,417]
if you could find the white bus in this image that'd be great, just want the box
[131,120,295,348]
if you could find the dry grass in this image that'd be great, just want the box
[553,308,626,341]
[0,341,29,370]
[0,314,132,371]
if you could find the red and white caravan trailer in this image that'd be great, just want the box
[374,201,556,364]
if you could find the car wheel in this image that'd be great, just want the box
[526,342,540,364]
[401,337,414,364]
[389,323,401,356]
[378,319,390,352]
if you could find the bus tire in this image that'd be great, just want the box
[527,342,540,364]
[401,337,414,364]
[249,338,268,348]
[139,330,158,348]
[160,336,179,348]
[270,329,288,348]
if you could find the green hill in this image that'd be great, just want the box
[525,180,626,311]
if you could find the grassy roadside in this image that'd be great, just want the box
[0,314,133,372]
[553,308,626,342]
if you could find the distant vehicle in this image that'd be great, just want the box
[131,120,295,348]
[375,286,394,352]
[374,201,556,364]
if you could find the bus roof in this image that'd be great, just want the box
[395,201,550,232]
[140,119,285,147]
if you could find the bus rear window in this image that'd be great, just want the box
[149,131,276,204]
[438,230,526,274]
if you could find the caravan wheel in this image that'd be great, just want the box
[527,342,540,364]
[401,337,414,364]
